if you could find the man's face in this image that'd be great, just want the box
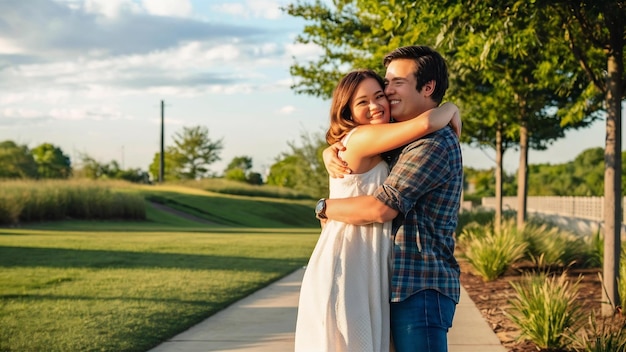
[384,59,432,122]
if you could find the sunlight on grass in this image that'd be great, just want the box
[0,227,319,352]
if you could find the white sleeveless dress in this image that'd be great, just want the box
[294,137,392,351]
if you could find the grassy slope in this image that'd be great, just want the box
[138,184,319,228]
[0,185,320,352]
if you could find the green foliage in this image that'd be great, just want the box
[148,146,182,181]
[0,180,146,225]
[464,167,517,197]
[267,131,329,199]
[149,125,223,181]
[458,220,527,281]
[620,249,626,311]
[282,0,388,99]
[246,172,263,185]
[173,125,223,179]
[457,208,494,240]
[567,313,626,352]
[521,221,585,269]
[581,228,604,269]
[507,272,584,350]
[78,154,149,183]
[223,156,264,185]
[0,140,38,179]
[31,143,72,179]
[522,149,626,196]
[224,167,247,182]
[225,155,252,173]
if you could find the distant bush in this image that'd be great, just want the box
[0,179,145,225]
[456,208,515,236]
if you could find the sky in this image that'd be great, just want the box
[0,0,623,178]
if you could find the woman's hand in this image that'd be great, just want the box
[323,142,352,178]
[449,105,462,137]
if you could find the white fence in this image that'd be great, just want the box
[480,196,626,237]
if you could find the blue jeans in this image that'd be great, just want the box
[390,289,456,352]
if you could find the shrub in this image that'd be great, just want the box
[459,220,526,281]
[580,229,603,269]
[522,222,585,270]
[456,208,494,235]
[507,272,584,350]
[568,312,626,352]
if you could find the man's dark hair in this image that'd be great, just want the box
[383,45,449,105]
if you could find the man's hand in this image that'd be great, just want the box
[323,142,352,178]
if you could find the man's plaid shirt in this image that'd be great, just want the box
[374,126,462,303]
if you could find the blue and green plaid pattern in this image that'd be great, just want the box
[374,126,463,303]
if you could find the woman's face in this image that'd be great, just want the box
[349,77,390,125]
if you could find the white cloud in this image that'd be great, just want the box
[285,42,324,61]
[82,0,141,18]
[141,0,192,17]
[0,38,24,54]
[278,105,296,115]
[1,108,43,119]
[213,0,284,20]
[213,3,245,17]
[49,106,131,121]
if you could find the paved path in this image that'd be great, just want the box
[148,268,506,352]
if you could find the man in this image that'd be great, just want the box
[317,45,463,351]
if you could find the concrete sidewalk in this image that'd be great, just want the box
[148,268,506,352]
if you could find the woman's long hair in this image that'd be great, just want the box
[326,69,385,145]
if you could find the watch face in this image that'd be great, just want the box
[315,199,324,214]
[315,199,325,213]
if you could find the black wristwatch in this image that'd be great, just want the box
[315,198,327,220]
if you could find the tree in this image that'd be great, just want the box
[172,126,223,180]
[267,131,328,198]
[0,141,37,179]
[31,143,71,179]
[225,156,253,173]
[224,156,263,185]
[284,0,597,232]
[224,156,253,182]
[76,154,149,183]
[148,126,223,181]
[148,146,185,181]
[516,0,626,316]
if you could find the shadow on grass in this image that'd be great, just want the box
[0,246,306,272]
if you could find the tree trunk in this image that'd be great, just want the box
[495,126,503,233]
[517,120,529,231]
[601,18,623,316]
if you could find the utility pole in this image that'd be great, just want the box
[159,100,165,183]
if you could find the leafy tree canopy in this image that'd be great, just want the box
[0,141,38,179]
[31,143,71,179]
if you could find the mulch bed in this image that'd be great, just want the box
[459,260,605,351]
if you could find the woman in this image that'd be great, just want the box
[294,69,460,352]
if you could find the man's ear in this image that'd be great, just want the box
[423,80,435,97]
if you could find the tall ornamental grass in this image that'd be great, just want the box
[0,179,145,225]
[458,220,527,281]
[507,272,584,350]
[522,221,586,269]
[568,313,626,352]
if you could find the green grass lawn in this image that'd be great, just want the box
[0,186,320,352]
